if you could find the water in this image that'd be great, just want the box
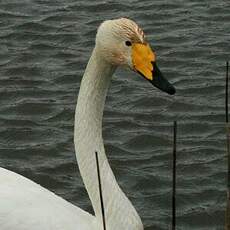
[0,0,229,229]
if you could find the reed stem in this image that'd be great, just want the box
[172,121,177,230]
[225,61,230,230]
[95,151,106,230]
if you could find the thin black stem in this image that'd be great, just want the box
[172,121,177,230]
[95,151,106,230]
[225,61,230,230]
[226,61,229,124]
[226,62,230,190]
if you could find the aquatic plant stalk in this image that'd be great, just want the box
[172,121,177,230]
[95,151,107,230]
[225,61,230,230]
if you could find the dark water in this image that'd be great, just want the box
[0,0,229,229]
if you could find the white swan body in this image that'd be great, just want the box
[0,18,175,230]
[0,167,96,230]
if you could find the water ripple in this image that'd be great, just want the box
[0,0,229,229]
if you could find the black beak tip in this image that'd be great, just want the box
[168,86,176,95]
[151,63,176,95]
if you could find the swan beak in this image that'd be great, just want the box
[132,43,176,95]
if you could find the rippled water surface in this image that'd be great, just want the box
[0,0,229,229]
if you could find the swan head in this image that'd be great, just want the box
[96,18,175,95]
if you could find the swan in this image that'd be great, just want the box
[0,18,175,230]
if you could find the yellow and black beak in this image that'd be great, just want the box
[132,43,175,95]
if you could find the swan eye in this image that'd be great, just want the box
[125,41,132,46]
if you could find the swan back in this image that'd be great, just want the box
[0,167,96,230]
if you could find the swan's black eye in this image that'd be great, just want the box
[125,41,132,46]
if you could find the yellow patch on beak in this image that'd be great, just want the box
[132,43,156,80]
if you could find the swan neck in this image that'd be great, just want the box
[74,47,143,230]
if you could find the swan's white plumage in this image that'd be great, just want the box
[74,47,143,230]
[0,18,145,230]
[0,167,97,230]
